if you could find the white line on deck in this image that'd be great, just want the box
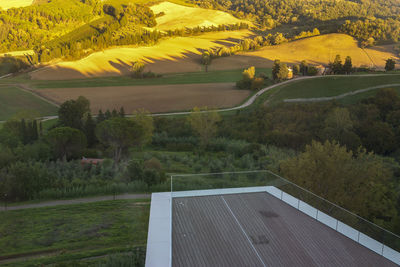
[221,196,267,267]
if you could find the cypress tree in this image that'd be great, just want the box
[32,120,39,141]
[119,107,125,118]
[97,109,105,123]
[84,113,97,147]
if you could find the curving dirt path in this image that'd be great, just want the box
[284,83,400,103]
[0,193,150,211]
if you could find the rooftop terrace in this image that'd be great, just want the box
[145,171,400,266]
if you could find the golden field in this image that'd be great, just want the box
[30,30,252,80]
[150,2,250,31]
[0,50,35,57]
[35,83,250,113]
[214,34,398,69]
[0,0,33,10]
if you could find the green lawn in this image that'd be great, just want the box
[0,199,149,266]
[267,75,400,105]
[0,86,58,120]
[29,68,272,89]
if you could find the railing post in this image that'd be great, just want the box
[170,175,173,267]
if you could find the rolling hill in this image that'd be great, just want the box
[210,34,399,70]
[0,0,33,10]
[30,30,252,80]
[150,2,250,31]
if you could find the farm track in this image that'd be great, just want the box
[0,73,399,123]
[284,83,400,103]
[0,193,150,212]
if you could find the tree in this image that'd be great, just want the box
[131,61,145,78]
[280,140,397,220]
[130,109,154,148]
[322,108,361,150]
[1,161,53,201]
[343,56,353,74]
[96,117,150,162]
[84,113,97,147]
[97,109,106,123]
[359,121,396,155]
[300,60,308,75]
[272,60,289,81]
[119,107,125,117]
[331,55,343,74]
[385,58,396,71]
[201,51,212,72]
[292,65,300,75]
[58,96,90,130]
[366,88,400,119]
[236,66,256,89]
[124,158,166,186]
[46,127,87,160]
[188,107,221,147]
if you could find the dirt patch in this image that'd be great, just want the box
[35,83,250,113]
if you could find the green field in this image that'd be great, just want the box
[27,68,272,89]
[0,86,58,120]
[0,199,149,266]
[266,75,400,105]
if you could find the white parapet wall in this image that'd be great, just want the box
[145,192,172,267]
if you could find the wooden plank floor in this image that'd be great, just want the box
[172,192,397,267]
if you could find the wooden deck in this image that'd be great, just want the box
[172,192,396,266]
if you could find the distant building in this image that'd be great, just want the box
[81,157,104,166]
[316,65,327,75]
[287,67,293,79]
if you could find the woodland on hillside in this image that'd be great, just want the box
[1,0,399,63]
[193,0,400,44]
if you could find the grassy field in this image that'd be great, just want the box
[266,75,400,105]
[214,34,398,69]
[30,30,252,80]
[36,82,250,114]
[0,0,32,10]
[0,85,58,120]
[29,68,272,89]
[0,199,149,266]
[150,2,249,30]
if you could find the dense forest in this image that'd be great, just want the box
[192,0,400,44]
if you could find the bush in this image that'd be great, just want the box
[307,66,318,76]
